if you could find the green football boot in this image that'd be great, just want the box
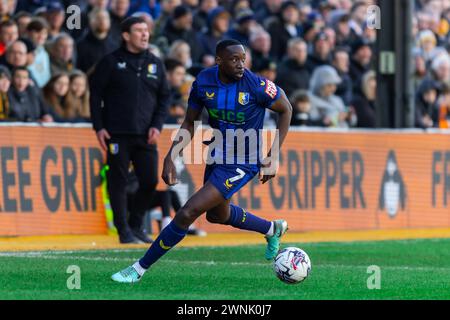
[265,220,288,260]
[111,265,142,283]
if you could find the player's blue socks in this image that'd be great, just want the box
[139,221,187,269]
[226,204,271,234]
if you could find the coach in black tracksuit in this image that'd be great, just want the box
[90,17,170,244]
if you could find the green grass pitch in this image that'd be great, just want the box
[1,238,450,300]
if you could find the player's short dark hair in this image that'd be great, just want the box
[26,17,49,32]
[120,16,146,33]
[215,39,243,56]
[164,58,185,72]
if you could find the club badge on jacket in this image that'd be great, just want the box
[147,64,157,79]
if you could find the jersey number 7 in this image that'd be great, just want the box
[224,168,246,189]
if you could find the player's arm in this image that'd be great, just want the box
[268,88,292,156]
[260,88,292,184]
[162,81,204,186]
[165,106,203,161]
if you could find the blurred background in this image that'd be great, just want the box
[0,0,447,129]
[0,0,449,238]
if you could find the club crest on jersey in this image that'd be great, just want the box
[117,62,126,69]
[206,91,215,100]
[238,92,250,105]
[148,64,157,74]
[264,79,278,99]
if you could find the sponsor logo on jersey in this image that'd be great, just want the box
[117,62,126,69]
[264,79,278,99]
[208,109,245,123]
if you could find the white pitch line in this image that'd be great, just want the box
[0,237,445,256]
[0,252,448,272]
[0,252,257,265]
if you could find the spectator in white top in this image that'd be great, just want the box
[308,65,356,128]
[413,29,447,68]
[430,53,450,86]
[26,18,51,88]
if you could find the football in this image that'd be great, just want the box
[273,247,311,284]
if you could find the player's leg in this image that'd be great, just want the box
[167,190,205,236]
[206,201,287,259]
[205,165,288,260]
[226,202,287,260]
[111,182,225,283]
[128,139,158,243]
[206,200,272,234]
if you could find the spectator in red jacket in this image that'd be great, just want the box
[0,20,18,56]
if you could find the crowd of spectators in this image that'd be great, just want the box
[0,0,449,129]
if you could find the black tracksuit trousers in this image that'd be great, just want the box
[106,135,158,239]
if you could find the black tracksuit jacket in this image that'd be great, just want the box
[89,45,170,135]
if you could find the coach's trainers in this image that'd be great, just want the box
[264,220,288,260]
[111,266,141,283]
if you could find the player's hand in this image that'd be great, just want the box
[162,156,178,186]
[148,127,160,144]
[96,129,111,152]
[259,158,278,184]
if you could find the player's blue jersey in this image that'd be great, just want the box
[188,65,281,165]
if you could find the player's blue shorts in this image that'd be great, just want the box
[203,164,260,200]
